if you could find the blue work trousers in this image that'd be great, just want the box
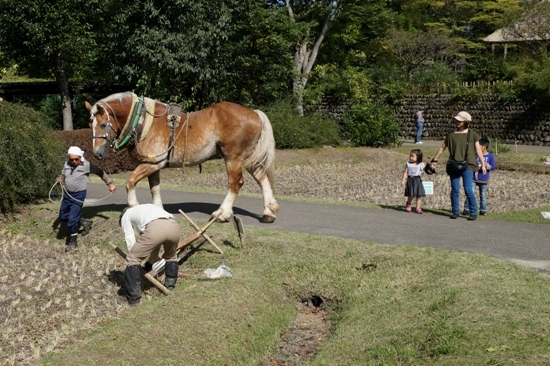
[415,123,424,143]
[59,190,87,234]
[448,170,477,216]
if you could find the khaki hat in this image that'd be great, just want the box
[454,111,472,122]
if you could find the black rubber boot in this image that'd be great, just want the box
[80,218,93,236]
[124,265,142,306]
[65,235,77,252]
[164,261,179,290]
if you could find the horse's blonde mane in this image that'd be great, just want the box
[100,91,134,105]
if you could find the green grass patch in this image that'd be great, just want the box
[36,222,550,365]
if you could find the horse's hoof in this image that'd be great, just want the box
[260,215,276,224]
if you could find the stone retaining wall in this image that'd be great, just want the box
[397,94,550,145]
[318,94,550,146]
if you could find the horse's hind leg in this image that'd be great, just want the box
[212,159,244,222]
[247,165,279,223]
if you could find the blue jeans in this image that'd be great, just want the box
[464,182,488,213]
[449,170,477,216]
[415,123,424,143]
[59,190,86,234]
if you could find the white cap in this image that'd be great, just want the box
[454,111,472,122]
[67,146,84,157]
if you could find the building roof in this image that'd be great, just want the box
[484,17,550,43]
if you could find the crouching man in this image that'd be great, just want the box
[118,204,181,306]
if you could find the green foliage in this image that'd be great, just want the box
[487,138,511,154]
[263,99,341,149]
[367,64,410,104]
[341,100,401,147]
[505,53,550,102]
[0,102,65,213]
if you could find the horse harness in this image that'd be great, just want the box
[93,94,191,165]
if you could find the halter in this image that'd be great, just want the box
[92,101,120,149]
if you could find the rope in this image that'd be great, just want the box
[144,102,170,118]
[135,112,191,160]
[48,181,113,204]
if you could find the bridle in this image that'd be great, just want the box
[92,101,120,149]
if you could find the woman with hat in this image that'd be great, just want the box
[57,146,116,251]
[429,111,487,221]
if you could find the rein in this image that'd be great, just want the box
[49,180,113,204]
[135,112,191,161]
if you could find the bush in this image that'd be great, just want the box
[55,129,136,173]
[0,102,66,213]
[262,99,341,149]
[341,100,401,147]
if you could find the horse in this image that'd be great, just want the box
[86,91,279,223]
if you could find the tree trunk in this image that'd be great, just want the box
[60,77,73,131]
[53,58,73,131]
[293,75,308,117]
[287,0,341,116]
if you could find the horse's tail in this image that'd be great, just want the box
[244,110,276,186]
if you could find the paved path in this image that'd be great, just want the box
[87,182,550,272]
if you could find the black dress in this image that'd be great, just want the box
[404,162,426,197]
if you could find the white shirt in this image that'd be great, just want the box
[407,162,425,177]
[120,204,174,251]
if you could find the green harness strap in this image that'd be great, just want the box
[115,96,144,150]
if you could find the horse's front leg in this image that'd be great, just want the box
[212,159,244,222]
[147,170,163,207]
[126,164,161,207]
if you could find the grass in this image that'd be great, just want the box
[3,145,550,365]
[35,222,550,365]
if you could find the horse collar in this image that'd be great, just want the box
[114,95,144,151]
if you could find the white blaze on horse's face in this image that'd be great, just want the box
[89,104,110,160]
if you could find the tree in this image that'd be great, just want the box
[276,0,344,115]
[385,29,460,78]
[0,0,102,130]
[101,0,250,108]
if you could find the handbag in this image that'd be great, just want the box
[446,130,470,174]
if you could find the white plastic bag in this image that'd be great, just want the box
[202,264,233,279]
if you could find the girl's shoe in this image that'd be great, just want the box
[415,208,423,214]
[405,203,412,212]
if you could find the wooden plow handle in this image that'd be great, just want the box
[109,242,171,296]
[177,210,223,254]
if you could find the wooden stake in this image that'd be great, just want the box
[178,210,223,254]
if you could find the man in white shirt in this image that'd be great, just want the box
[119,204,181,306]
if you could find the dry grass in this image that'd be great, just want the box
[0,229,123,365]
[161,147,550,214]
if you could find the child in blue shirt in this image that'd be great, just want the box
[463,138,496,216]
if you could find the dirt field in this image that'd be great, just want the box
[165,147,550,214]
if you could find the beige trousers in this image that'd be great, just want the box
[126,218,180,266]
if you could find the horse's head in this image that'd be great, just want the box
[86,92,134,160]
[86,101,113,160]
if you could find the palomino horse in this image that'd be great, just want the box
[86,91,279,223]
